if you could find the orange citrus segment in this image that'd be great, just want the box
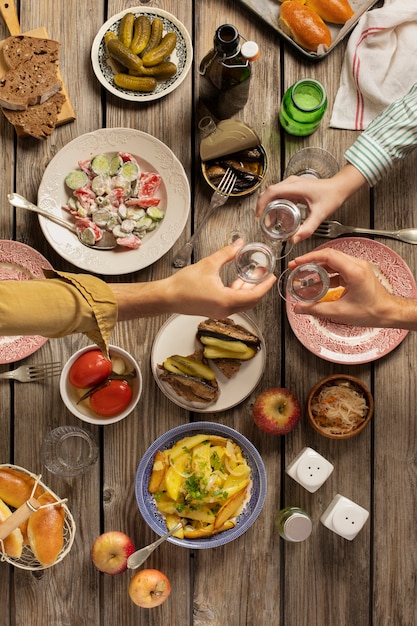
[319,286,345,302]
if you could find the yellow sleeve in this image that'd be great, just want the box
[0,270,118,355]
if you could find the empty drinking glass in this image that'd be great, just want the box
[283,147,339,179]
[41,425,99,478]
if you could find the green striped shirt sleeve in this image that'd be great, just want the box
[344,83,417,187]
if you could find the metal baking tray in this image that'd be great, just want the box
[236,0,381,60]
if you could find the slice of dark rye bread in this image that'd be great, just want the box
[2,92,65,139]
[0,59,62,111]
[2,35,60,70]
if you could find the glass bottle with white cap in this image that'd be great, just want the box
[275,506,313,542]
[199,24,259,119]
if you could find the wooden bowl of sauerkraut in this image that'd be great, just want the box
[306,375,373,439]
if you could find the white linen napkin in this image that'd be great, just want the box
[330,0,417,130]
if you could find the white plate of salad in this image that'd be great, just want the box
[37,128,190,275]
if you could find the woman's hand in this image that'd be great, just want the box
[256,165,368,243]
[287,248,414,329]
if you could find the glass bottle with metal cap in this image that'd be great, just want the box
[199,24,259,120]
[275,506,313,542]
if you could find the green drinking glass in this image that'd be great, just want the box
[279,79,328,136]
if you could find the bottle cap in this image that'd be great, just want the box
[241,41,260,61]
[283,513,313,542]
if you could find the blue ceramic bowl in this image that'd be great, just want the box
[135,421,267,549]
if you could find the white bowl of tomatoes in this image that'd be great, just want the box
[60,345,142,425]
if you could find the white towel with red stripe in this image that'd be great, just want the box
[330,0,417,130]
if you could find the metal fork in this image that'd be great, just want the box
[0,362,61,382]
[314,220,417,245]
[172,168,238,268]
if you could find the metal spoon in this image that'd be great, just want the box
[8,193,117,250]
[127,522,183,570]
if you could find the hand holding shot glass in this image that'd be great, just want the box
[280,263,344,303]
[234,199,302,284]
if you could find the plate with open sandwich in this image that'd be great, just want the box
[286,238,417,364]
[151,313,266,412]
[37,127,190,275]
[0,241,53,364]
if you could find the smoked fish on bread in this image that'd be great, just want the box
[159,350,220,405]
[197,318,261,379]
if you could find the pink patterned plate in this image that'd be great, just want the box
[0,241,53,364]
[286,238,417,364]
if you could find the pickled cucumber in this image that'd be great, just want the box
[119,12,135,47]
[130,15,151,55]
[107,38,144,72]
[163,355,216,381]
[114,73,157,92]
[141,17,163,57]
[203,345,256,360]
[199,336,256,360]
[142,32,177,67]
[129,61,177,81]
[199,336,252,355]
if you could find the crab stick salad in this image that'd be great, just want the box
[63,151,164,249]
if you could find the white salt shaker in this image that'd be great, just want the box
[286,447,334,493]
[320,494,369,540]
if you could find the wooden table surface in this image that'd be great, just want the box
[1,1,416,625]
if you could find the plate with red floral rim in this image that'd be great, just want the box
[286,238,417,364]
[0,241,53,364]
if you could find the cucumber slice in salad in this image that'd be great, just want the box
[121,161,139,182]
[146,206,164,221]
[109,155,123,175]
[91,155,110,175]
[65,170,88,190]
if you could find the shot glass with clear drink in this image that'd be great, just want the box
[234,242,276,284]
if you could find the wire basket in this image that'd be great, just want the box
[0,464,76,571]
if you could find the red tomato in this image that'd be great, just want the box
[89,380,133,417]
[69,349,112,389]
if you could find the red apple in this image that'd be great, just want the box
[91,531,135,575]
[253,387,301,435]
[129,568,171,608]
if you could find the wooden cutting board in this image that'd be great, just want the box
[0,0,75,134]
